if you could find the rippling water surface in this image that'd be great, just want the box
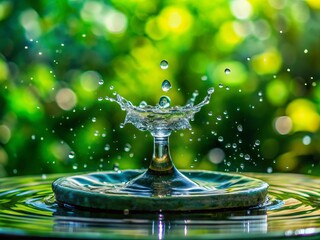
[0,173,320,239]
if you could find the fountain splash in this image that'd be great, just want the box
[106,87,214,135]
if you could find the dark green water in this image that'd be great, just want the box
[0,172,320,239]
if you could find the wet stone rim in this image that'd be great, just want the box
[52,170,268,211]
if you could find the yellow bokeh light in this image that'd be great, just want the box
[215,21,243,52]
[286,99,320,132]
[251,49,282,75]
[266,79,289,106]
[276,152,298,172]
[145,17,167,40]
[158,6,193,34]
[306,0,320,9]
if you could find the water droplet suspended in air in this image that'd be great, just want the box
[160,60,168,69]
[218,136,224,142]
[244,154,251,160]
[219,83,223,88]
[159,96,171,108]
[237,124,243,132]
[68,151,75,159]
[217,115,222,121]
[207,87,215,94]
[201,75,208,81]
[224,68,231,74]
[98,79,104,85]
[255,140,260,146]
[104,144,110,151]
[124,143,131,152]
[113,163,119,172]
[161,80,172,92]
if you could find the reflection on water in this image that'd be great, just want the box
[0,173,320,239]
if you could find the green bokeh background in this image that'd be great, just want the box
[1,0,320,177]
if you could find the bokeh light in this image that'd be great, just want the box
[0,0,319,177]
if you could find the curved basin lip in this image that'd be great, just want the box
[52,170,269,211]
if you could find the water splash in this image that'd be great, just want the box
[106,87,214,135]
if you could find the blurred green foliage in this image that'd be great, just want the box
[1,0,320,177]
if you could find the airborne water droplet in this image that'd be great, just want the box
[224,68,231,74]
[160,60,168,69]
[68,151,75,159]
[207,87,215,94]
[161,80,172,92]
[98,79,104,85]
[201,75,208,81]
[124,143,131,152]
[218,136,224,142]
[237,124,243,132]
[159,96,171,108]
[244,154,251,160]
[104,144,110,151]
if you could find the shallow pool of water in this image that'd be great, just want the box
[0,172,319,239]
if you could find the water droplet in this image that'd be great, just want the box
[237,124,243,132]
[72,163,78,170]
[159,96,171,108]
[109,85,114,90]
[113,163,119,172]
[124,143,131,152]
[98,79,104,85]
[161,80,172,92]
[201,75,208,81]
[267,167,273,173]
[244,154,250,160]
[160,60,168,69]
[92,117,97,122]
[139,101,147,108]
[104,144,110,151]
[31,135,36,140]
[207,87,215,94]
[224,68,231,74]
[255,140,260,146]
[219,83,223,88]
[304,49,308,54]
[302,135,311,145]
[69,151,75,159]
[218,136,224,142]
[208,111,213,116]
[217,115,222,121]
